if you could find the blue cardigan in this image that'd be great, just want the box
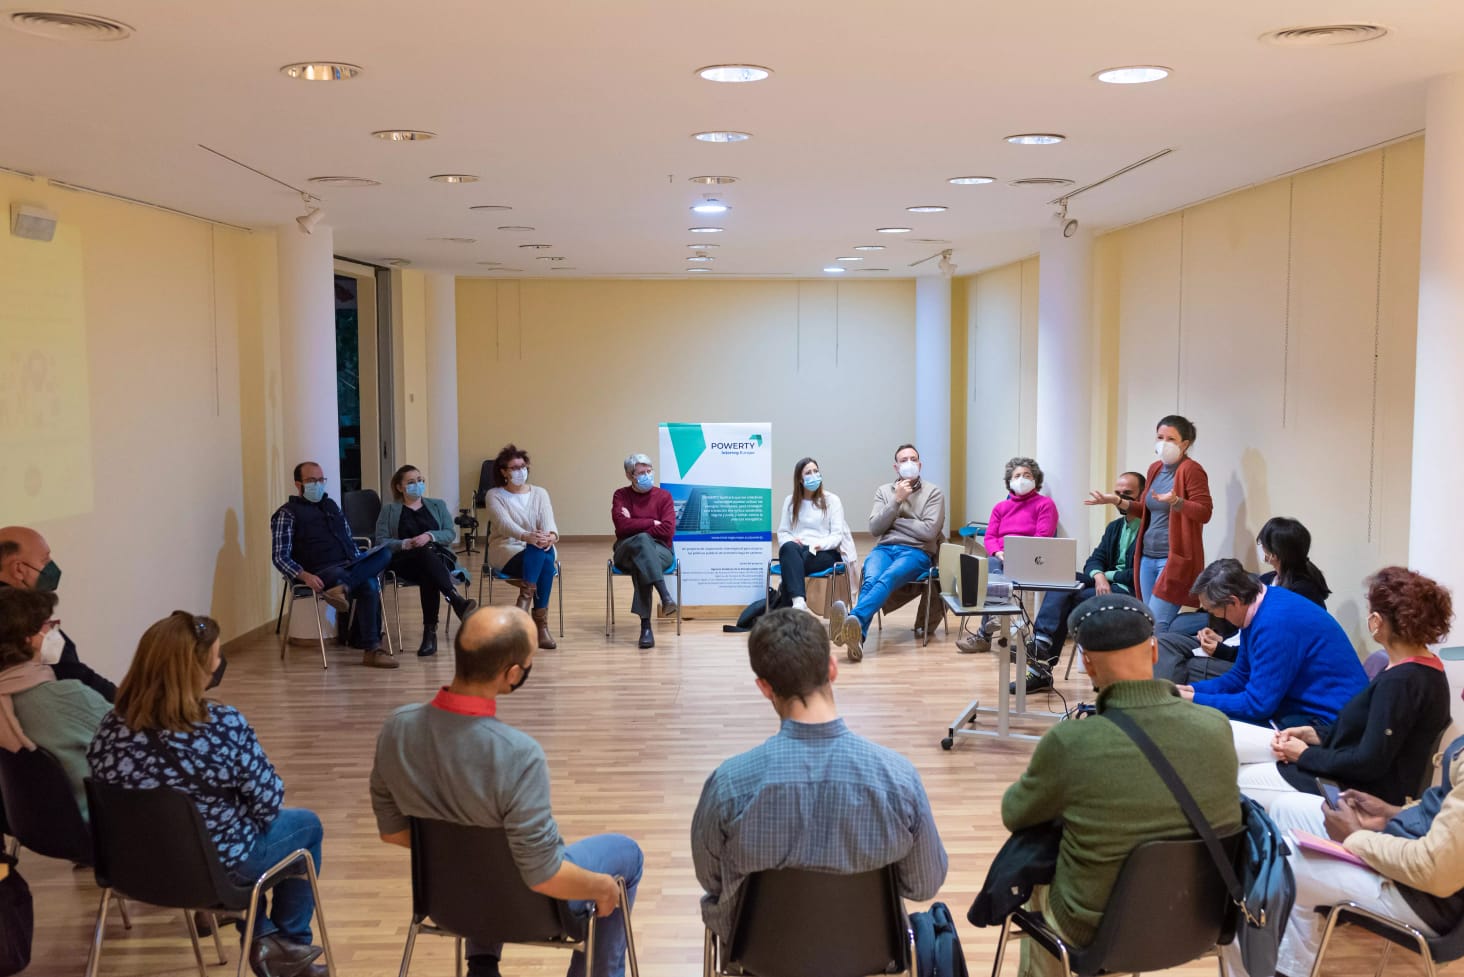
[1192,585,1366,727]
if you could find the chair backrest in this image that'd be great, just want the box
[727,866,909,977]
[342,488,383,540]
[1070,831,1244,976]
[0,746,92,864]
[85,779,250,911]
[409,819,584,945]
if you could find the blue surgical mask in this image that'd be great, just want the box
[405,480,426,500]
[803,473,822,492]
[634,472,654,492]
[302,482,326,504]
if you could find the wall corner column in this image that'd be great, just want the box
[915,276,953,498]
[276,224,339,491]
[424,273,461,513]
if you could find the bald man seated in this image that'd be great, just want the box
[0,525,117,701]
[370,606,643,977]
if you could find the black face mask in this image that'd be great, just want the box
[508,663,532,692]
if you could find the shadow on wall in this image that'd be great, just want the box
[210,508,247,638]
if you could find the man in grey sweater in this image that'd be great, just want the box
[369,606,643,977]
[830,444,946,662]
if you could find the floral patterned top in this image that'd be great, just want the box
[87,701,283,870]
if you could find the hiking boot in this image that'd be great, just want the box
[1009,662,1055,696]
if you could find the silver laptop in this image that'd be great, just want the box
[1002,536,1079,587]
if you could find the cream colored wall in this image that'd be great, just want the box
[962,257,1041,526]
[1098,140,1424,641]
[455,279,917,534]
[0,173,284,677]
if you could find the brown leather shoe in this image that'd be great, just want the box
[531,607,557,649]
[247,933,321,977]
[361,648,399,669]
[515,583,536,613]
[320,585,350,613]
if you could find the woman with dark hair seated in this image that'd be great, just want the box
[485,443,560,649]
[374,463,478,657]
[0,587,109,818]
[1256,516,1331,607]
[89,612,328,977]
[1232,567,1453,810]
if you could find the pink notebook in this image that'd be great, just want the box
[1292,829,1369,868]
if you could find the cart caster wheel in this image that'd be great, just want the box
[941,737,954,751]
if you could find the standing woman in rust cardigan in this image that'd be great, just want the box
[1088,415,1213,633]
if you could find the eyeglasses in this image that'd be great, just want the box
[504,464,528,472]
[301,476,328,485]
[41,618,60,633]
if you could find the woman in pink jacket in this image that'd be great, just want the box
[960,456,1059,652]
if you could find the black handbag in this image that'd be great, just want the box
[0,851,34,976]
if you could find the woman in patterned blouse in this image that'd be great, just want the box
[88,612,327,977]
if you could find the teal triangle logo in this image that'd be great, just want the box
[666,423,707,478]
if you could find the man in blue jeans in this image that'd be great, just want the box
[830,444,946,663]
[370,606,643,977]
[270,461,397,669]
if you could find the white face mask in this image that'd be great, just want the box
[1010,476,1035,496]
[1257,543,1269,567]
[509,468,529,487]
[1155,440,1183,466]
[897,460,920,480]
[40,627,64,665]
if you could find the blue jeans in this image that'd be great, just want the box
[318,546,393,649]
[1031,576,1096,664]
[468,833,643,977]
[1138,555,1182,634]
[850,544,932,634]
[227,808,323,945]
[502,546,557,609]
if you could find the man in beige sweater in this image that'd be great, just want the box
[1221,733,1464,976]
[830,444,945,662]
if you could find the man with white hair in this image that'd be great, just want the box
[611,453,677,649]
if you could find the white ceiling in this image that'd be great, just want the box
[2,0,1462,278]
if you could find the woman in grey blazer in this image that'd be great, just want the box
[373,464,477,656]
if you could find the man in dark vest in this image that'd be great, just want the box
[270,461,397,668]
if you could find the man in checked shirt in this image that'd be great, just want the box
[691,608,948,944]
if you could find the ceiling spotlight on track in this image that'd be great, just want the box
[937,251,956,277]
[1054,199,1078,238]
[295,193,324,235]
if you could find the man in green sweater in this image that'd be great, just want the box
[1002,593,1242,976]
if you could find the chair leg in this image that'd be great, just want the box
[455,935,464,977]
[117,895,132,929]
[990,914,1013,977]
[184,908,209,977]
[210,914,227,965]
[280,586,295,660]
[619,876,640,977]
[605,564,613,638]
[1308,906,1346,977]
[1374,941,1394,977]
[311,594,328,670]
[85,888,111,977]
[275,580,288,634]
[235,887,262,977]
[299,850,337,977]
[703,928,717,977]
[397,918,421,977]
[676,568,682,636]
[765,562,772,615]
[584,914,597,977]
[391,579,404,651]
[558,563,565,637]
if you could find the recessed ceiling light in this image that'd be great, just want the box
[835,256,863,262]
[519,243,553,249]
[536,256,566,261]
[1094,65,1171,84]
[429,173,479,184]
[6,10,133,40]
[308,175,380,187]
[906,205,948,213]
[692,199,730,214]
[429,237,476,244]
[470,205,512,212]
[855,267,890,272]
[1261,24,1390,46]
[372,129,436,141]
[385,258,411,267]
[853,245,885,251]
[693,131,752,143]
[498,225,535,231]
[876,227,912,234]
[280,62,362,81]
[1006,133,1066,145]
[948,176,996,185]
[823,267,846,274]
[1009,177,1075,187]
[689,226,725,233]
[686,255,714,263]
[696,64,773,83]
[688,243,721,249]
[690,175,739,185]
[686,268,713,273]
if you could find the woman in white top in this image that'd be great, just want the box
[485,443,560,649]
[776,457,857,612]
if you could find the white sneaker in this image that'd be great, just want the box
[791,596,808,611]
[829,600,848,646]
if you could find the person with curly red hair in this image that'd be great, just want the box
[1231,566,1454,810]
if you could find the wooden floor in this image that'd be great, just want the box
[22,540,1442,976]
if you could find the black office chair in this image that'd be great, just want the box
[84,779,335,977]
[704,866,915,977]
[991,832,1243,977]
[399,819,639,977]
[342,488,383,543]
[1309,901,1464,977]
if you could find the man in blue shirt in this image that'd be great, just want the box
[1177,559,1366,728]
[691,608,948,943]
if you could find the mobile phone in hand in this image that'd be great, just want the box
[1316,777,1342,810]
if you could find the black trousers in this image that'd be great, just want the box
[613,533,674,619]
[387,545,459,628]
[776,541,840,600]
